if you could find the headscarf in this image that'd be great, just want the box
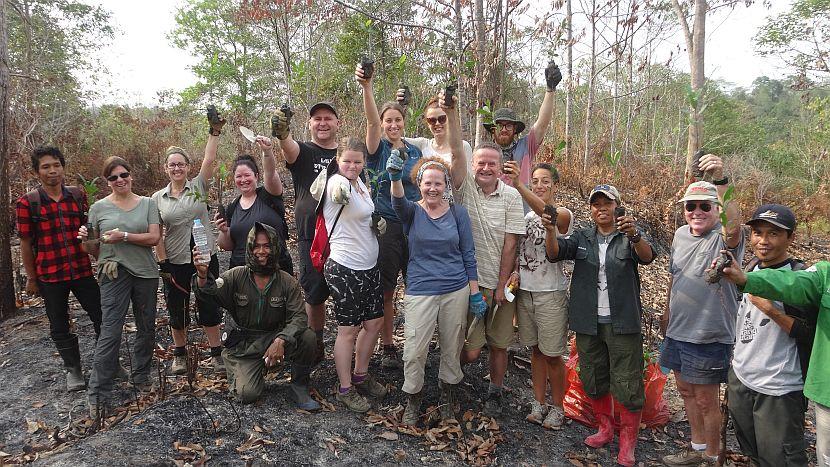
[415,160,454,204]
[245,222,281,275]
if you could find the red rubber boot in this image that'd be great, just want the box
[616,404,642,466]
[584,393,615,448]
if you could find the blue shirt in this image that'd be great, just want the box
[392,196,478,296]
[368,139,422,222]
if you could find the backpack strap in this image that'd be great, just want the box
[744,256,761,273]
[791,258,808,271]
[26,189,42,225]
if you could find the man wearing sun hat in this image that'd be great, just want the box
[484,61,562,187]
[272,102,341,364]
[726,203,814,467]
[660,154,745,466]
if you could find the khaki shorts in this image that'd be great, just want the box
[464,286,516,351]
[516,289,569,357]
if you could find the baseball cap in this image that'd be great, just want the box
[309,102,339,118]
[747,204,797,231]
[589,184,621,203]
[678,181,719,203]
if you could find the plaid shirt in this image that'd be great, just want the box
[16,186,93,283]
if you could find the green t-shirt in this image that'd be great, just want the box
[152,174,216,264]
[89,196,160,279]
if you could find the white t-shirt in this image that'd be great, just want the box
[597,239,611,317]
[518,209,573,292]
[405,137,473,167]
[324,174,378,271]
[732,262,804,396]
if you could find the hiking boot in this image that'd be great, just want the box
[66,366,86,392]
[336,386,371,413]
[210,355,226,372]
[171,355,188,375]
[380,345,401,369]
[526,399,546,424]
[662,449,704,466]
[484,389,503,417]
[439,382,458,421]
[697,455,718,466]
[134,379,155,393]
[542,404,565,430]
[354,374,388,399]
[114,362,130,381]
[401,391,422,426]
[88,396,110,420]
[290,383,322,411]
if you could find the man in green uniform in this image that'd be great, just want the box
[193,222,319,410]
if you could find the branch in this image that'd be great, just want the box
[331,0,453,39]
[671,0,693,54]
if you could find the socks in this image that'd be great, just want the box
[691,442,707,452]
[352,372,367,384]
[210,346,223,357]
[339,386,351,394]
[173,346,186,356]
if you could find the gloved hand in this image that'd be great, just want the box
[207,105,226,136]
[372,214,387,236]
[545,61,562,92]
[386,149,405,182]
[331,180,351,205]
[158,260,174,278]
[271,103,293,140]
[469,292,487,320]
[100,261,119,280]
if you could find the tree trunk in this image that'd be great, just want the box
[582,0,597,172]
[565,0,573,158]
[473,0,486,146]
[0,0,17,319]
[672,0,706,176]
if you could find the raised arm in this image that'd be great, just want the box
[700,154,741,248]
[273,105,301,164]
[357,63,381,155]
[258,136,284,196]
[200,105,225,180]
[529,62,561,143]
[444,92,466,190]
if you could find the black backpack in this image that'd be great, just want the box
[26,186,86,235]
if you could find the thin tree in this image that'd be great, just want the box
[0,0,16,319]
[672,0,706,176]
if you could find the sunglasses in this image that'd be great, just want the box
[106,172,130,182]
[425,115,447,125]
[684,202,713,212]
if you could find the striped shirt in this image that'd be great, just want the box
[454,171,525,289]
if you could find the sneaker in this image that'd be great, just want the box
[210,355,225,372]
[526,399,546,425]
[484,390,503,417]
[663,449,704,466]
[697,455,718,466]
[380,345,401,369]
[336,386,371,413]
[542,405,564,430]
[171,355,188,375]
[354,374,388,399]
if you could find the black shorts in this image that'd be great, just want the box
[377,220,407,292]
[163,255,222,330]
[297,239,330,306]
[323,260,383,327]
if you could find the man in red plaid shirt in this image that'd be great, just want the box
[17,146,103,392]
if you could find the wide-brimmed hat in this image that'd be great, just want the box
[678,181,719,204]
[484,108,526,134]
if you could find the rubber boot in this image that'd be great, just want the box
[584,393,615,448]
[290,364,321,411]
[439,381,458,421]
[55,335,86,391]
[401,391,422,426]
[616,405,642,466]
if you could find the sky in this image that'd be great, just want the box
[87,0,791,107]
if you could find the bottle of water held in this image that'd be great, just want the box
[192,218,209,265]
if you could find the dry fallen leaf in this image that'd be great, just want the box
[393,449,406,461]
[378,431,399,441]
[32,402,46,409]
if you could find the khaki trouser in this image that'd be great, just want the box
[401,286,469,394]
[223,327,316,404]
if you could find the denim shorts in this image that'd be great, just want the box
[659,337,732,385]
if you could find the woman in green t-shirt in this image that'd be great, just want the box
[78,156,161,417]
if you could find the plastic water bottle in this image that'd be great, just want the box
[192,218,209,265]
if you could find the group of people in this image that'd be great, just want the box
[15,59,829,467]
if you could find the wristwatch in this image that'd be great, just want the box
[628,232,642,243]
[712,177,729,186]
[123,231,129,242]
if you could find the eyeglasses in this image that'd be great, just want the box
[684,202,713,212]
[167,162,188,169]
[425,115,447,125]
[106,172,130,182]
[495,122,515,129]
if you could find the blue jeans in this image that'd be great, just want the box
[659,337,731,385]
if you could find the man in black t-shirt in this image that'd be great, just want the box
[274,102,340,363]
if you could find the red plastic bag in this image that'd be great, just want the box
[309,212,329,273]
[563,338,669,428]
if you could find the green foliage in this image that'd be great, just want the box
[77,175,100,207]
[755,0,830,78]
[719,186,735,227]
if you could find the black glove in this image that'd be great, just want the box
[545,61,562,92]
[207,105,226,136]
[158,260,174,277]
[271,103,293,140]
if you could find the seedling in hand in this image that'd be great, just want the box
[360,57,375,80]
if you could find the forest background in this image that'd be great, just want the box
[0,0,828,318]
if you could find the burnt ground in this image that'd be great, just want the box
[0,180,825,466]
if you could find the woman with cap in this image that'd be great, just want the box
[356,61,425,369]
[215,137,293,275]
[545,184,655,466]
[322,137,387,413]
[503,159,574,429]
[153,108,226,375]
[387,141,481,424]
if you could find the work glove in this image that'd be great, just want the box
[469,292,487,320]
[207,105,226,136]
[158,260,174,279]
[386,149,405,182]
[331,180,351,205]
[100,261,119,280]
[372,214,387,236]
[545,61,562,92]
[271,103,293,140]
